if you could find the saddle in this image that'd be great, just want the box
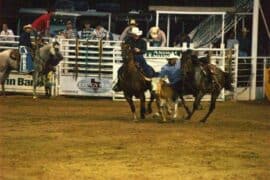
[134,62,156,78]
[201,64,221,89]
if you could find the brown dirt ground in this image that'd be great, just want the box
[0,95,270,180]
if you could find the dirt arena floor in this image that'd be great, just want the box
[0,95,270,179]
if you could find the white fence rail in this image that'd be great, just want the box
[2,36,269,101]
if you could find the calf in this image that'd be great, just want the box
[151,77,179,122]
[0,49,20,96]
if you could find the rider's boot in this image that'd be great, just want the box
[112,81,122,92]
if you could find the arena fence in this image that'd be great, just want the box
[1,36,268,101]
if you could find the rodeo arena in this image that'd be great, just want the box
[0,0,270,179]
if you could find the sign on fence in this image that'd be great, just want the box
[4,73,44,93]
[59,76,112,96]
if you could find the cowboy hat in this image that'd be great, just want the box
[23,24,33,30]
[130,27,142,36]
[149,26,160,39]
[129,19,137,25]
[167,53,180,60]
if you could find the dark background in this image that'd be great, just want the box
[1,0,269,31]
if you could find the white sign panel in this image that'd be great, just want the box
[59,76,113,96]
[4,73,44,93]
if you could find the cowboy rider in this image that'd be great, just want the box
[113,27,155,92]
[19,24,34,73]
[159,53,182,94]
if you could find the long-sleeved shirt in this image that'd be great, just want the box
[159,60,181,85]
[32,13,52,34]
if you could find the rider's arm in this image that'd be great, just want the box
[159,65,168,77]
[160,31,167,47]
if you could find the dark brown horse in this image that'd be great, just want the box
[179,50,234,123]
[118,43,154,121]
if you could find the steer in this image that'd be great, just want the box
[151,77,179,122]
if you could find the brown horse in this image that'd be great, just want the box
[117,43,154,121]
[179,50,234,123]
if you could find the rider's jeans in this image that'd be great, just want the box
[19,46,33,72]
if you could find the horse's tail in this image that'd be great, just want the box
[224,72,234,91]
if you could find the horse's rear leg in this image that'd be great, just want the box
[125,94,137,121]
[179,96,192,120]
[1,82,6,96]
[139,94,146,119]
[32,72,39,99]
[200,92,219,123]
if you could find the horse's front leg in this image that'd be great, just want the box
[32,71,39,99]
[44,73,51,97]
[200,91,219,123]
[139,93,146,119]
[179,95,191,120]
[124,93,137,121]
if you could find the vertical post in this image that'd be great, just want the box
[234,15,237,39]
[167,15,170,47]
[234,44,239,100]
[221,13,225,46]
[263,57,266,99]
[108,14,111,32]
[251,0,259,100]
[156,11,159,27]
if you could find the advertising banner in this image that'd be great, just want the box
[4,73,45,93]
[59,76,113,96]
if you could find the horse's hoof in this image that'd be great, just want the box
[33,96,38,99]
[152,113,160,119]
[199,119,207,123]
[184,116,191,121]
[198,105,204,110]
[158,120,167,123]
[133,119,139,123]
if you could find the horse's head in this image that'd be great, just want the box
[181,50,195,76]
[49,41,64,65]
[121,43,133,64]
[49,41,63,62]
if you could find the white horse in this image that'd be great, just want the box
[0,49,20,96]
[32,41,63,99]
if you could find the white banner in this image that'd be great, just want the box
[4,73,44,93]
[59,76,113,96]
